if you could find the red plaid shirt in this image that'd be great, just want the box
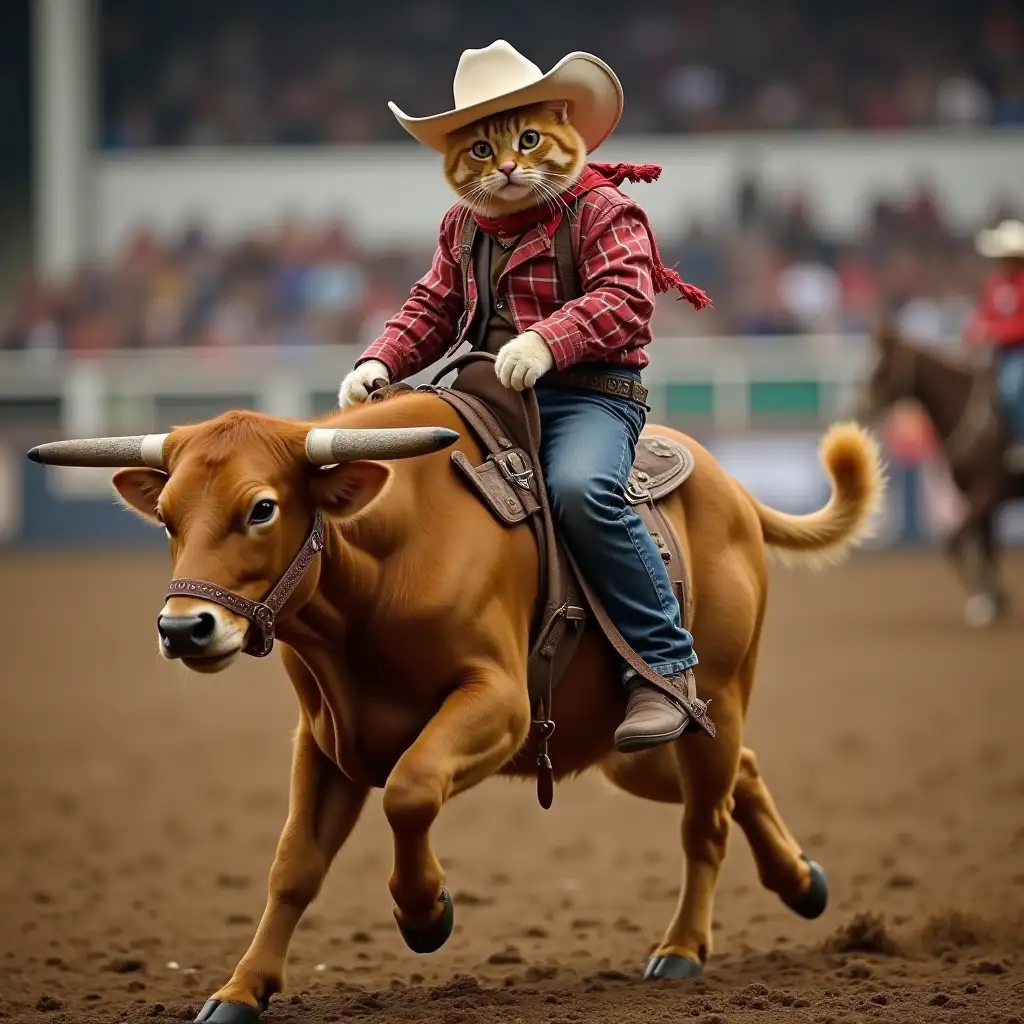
[358,185,656,380]
[966,269,1024,348]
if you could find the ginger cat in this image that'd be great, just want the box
[443,101,586,217]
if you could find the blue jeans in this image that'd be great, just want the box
[995,348,1024,442]
[536,377,698,680]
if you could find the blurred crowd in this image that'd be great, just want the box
[100,0,1024,148]
[2,179,1013,355]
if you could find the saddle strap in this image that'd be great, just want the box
[636,499,691,628]
[427,387,554,639]
[425,377,586,710]
[562,545,715,739]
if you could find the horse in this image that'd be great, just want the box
[858,324,1024,625]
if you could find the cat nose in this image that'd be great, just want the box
[498,161,517,179]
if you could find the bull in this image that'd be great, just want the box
[27,390,883,1023]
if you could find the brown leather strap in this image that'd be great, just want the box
[562,545,715,738]
[553,201,582,303]
[166,510,325,658]
[543,368,650,409]
[451,217,478,350]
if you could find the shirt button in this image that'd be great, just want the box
[495,300,505,309]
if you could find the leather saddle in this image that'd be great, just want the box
[370,353,714,767]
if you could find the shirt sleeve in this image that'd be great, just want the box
[357,207,466,381]
[967,275,1024,346]
[527,197,656,371]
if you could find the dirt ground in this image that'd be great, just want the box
[0,550,1022,1024]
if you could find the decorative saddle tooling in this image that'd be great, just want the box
[370,353,715,808]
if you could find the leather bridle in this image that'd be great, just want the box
[165,510,325,658]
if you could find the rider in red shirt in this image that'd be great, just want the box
[965,219,1024,472]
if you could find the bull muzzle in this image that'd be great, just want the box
[157,611,217,658]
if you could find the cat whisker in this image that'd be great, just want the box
[528,175,572,219]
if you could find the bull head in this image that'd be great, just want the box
[27,420,459,673]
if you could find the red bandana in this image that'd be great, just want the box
[471,163,712,311]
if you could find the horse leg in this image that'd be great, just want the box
[643,676,742,980]
[977,506,1010,621]
[952,493,1004,628]
[944,513,976,594]
[382,664,529,951]
[197,717,368,1023]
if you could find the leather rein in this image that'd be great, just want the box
[165,510,325,658]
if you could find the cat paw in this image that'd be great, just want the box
[339,360,391,408]
[495,332,555,390]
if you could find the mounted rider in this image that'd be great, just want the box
[966,218,1024,473]
[338,41,713,752]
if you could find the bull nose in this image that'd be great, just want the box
[157,612,216,657]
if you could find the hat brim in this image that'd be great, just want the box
[976,227,1024,258]
[389,51,623,154]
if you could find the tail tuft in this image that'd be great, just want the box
[751,422,886,570]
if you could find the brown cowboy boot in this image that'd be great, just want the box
[613,671,697,753]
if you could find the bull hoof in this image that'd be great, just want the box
[643,954,702,980]
[194,998,265,1022]
[396,887,454,954]
[785,855,829,920]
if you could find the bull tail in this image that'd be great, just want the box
[745,422,885,569]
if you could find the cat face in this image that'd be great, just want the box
[443,102,586,216]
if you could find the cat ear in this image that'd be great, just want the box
[544,101,569,124]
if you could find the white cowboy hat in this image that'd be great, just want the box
[975,219,1024,258]
[388,39,623,154]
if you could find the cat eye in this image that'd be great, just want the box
[519,130,541,151]
[470,141,493,160]
[248,499,278,526]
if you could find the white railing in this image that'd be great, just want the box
[0,334,904,436]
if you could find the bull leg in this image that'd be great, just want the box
[600,746,826,921]
[382,664,530,951]
[196,718,368,1022]
[644,682,742,980]
[731,747,827,917]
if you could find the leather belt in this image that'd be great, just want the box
[541,368,649,409]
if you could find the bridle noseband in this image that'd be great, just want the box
[165,509,325,657]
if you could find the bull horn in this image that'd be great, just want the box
[305,426,459,466]
[26,433,169,469]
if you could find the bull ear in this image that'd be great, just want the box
[309,461,391,518]
[112,468,168,522]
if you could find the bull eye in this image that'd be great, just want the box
[248,499,277,526]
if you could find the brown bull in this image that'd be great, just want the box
[28,394,883,1023]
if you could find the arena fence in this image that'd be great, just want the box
[0,336,1019,548]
